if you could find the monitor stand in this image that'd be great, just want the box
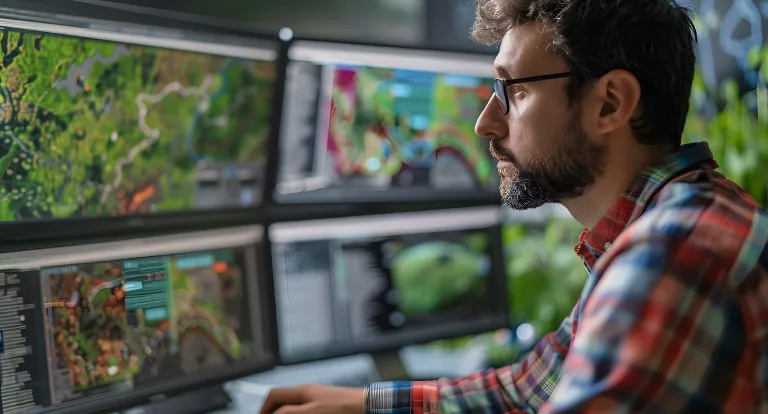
[371,350,410,382]
[117,384,232,414]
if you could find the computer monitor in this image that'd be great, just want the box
[274,40,499,204]
[0,225,276,414]
[269,206,508,364]
[0,17,277,224]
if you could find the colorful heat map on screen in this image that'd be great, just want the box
[328,65,494,186]
[0,30,274,221]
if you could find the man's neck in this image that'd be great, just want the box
[563,144,662,230]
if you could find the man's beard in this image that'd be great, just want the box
[491,113,607,210]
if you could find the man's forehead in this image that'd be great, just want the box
[493,23,562,78]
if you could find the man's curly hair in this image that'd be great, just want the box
[472,0,698,150]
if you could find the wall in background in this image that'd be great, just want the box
[695,0,767,92]
[12,0,768,78]
[425,0,496,54]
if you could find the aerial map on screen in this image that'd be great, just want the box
[43,248,255,403]
[328,65,495,190]
[45,262,135,400]
[0,29,274,222]
[168,251,252,374]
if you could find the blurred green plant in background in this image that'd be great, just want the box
[503,217,585,336]
[682,45,768,206]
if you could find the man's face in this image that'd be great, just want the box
[475,23,607,210]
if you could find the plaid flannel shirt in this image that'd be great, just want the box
[365,141,768,413]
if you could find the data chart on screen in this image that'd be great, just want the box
[0,22,276,223]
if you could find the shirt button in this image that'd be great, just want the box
[604,242,612,250]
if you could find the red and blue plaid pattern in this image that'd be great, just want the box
[365,141,768,413]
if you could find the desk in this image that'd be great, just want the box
[213,382,271,414]
[200,344,494,414]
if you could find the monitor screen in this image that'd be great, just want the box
[0,18,277,223]
[270,207,508,363]
[0,226,275,414]
[275,40,499,203]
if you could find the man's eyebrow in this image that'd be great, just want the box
[493,63,513,80]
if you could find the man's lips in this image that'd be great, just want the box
[492,152,515,164]
[489,145,514,163]
[494,156,515,178]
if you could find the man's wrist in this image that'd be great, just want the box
[364,381,412,413]
[363,384,370,414]
[364,382,388,413]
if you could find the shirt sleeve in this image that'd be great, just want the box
[540,240,745,414]
[364,308,577,414]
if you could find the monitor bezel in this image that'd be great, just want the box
[268,206,510,365]
[287,39,494,76]
[264,198,504,224]
[6,225,279,414]
[0,11,285,244]
[270,37,501,207]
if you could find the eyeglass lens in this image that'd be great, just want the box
[493,79,509,115]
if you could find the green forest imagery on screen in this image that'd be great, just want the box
[0,30,274,222]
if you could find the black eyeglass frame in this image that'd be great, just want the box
[493,72,573,115]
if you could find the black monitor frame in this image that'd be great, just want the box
[0,225,279,414]
[285,35,501,71]
[0,9,288,244]
[268,206,510,365]
[0,1,260,36]
[268,37,501,211]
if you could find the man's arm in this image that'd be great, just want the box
[539,240,745,413]
[365,309,577,414]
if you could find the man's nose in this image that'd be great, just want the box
[475,96,507,140]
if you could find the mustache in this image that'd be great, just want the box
[489,141,516,163]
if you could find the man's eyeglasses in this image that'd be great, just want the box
[493,72,573,115]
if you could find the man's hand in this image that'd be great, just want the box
[259,385,366,414]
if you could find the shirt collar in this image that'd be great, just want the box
[575,141,717,266]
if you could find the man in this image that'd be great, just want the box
[261,0,768,412]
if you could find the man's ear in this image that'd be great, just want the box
[590,69,641,135]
